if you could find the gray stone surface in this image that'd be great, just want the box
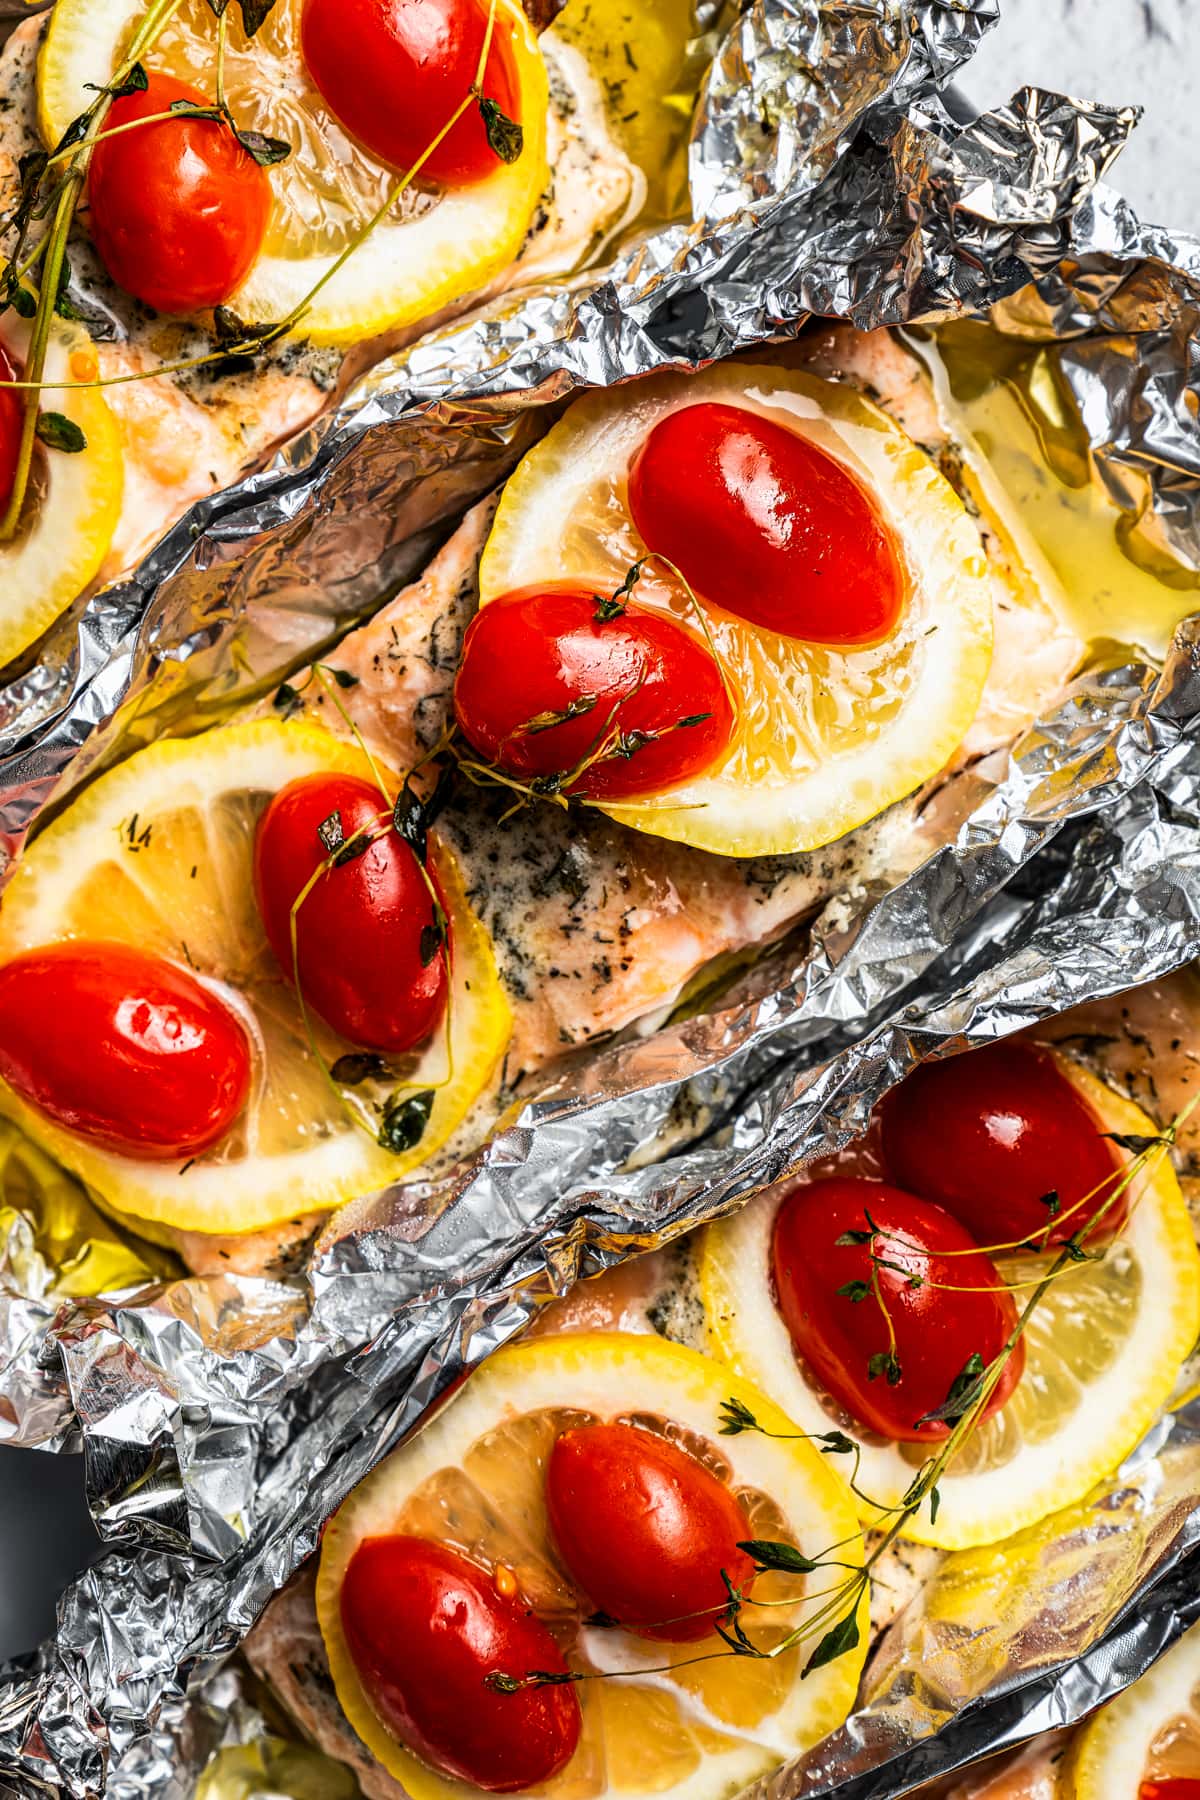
[967,0,1200,229]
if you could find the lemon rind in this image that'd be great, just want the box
[0,322,123,668]
[1067,1617,1200,1798]
[316,1332,867,1800]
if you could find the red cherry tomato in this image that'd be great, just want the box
[546,1421,755,1641]
[301,0,521,187]
[626,402,906,645]
[254,773,448,1055]
[880,1041,1125,1249]
[0,941,250,1160]
[340,1535,580,1791]
[772,1177,1024,1443]
[1141,1781,1200,1799]
[87,71,272,315]
[453,585,735,801]
[0,344,22,514]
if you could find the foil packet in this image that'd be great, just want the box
[3,0,1200,1793]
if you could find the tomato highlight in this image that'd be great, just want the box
[0,940,250,1160]
[880,1041,1125,1248]
[87,70,272,315]
[771,1177,1024,1443]
[627,401,906,645]
[454,584,735,800]
[340,1534,581,1791]
[546,1420,755,1642]
[254,772,448,1055]
[301,0,522,186]
[0,344,22,514]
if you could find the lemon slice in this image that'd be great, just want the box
[700,1056,1200,1551]
[0,320,122,667]
[38,0,549,347]
[478,362,995,858]
[0,719,511,1236]
[317,1332,867,1800]
[1069,1617,1200,1797]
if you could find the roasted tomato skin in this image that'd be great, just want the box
[453,585,735,801]
[546,1420,755,1641]
[1140,1782,1200,1799]
[880,1041,1124,1248]
[627,401,906,645]
[0,940,251,1160]
[254,773,448,1055]
[771,1177,1024,1443]
[339,1535,581,1791]
[300,0,522,186]
[87,71,272,315]
[0,345,22,513]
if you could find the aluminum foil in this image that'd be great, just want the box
[2,0,1200,1793]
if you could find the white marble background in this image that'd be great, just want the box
[967,0,1200,229]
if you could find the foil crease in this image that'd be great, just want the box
[1,0,1200,1794]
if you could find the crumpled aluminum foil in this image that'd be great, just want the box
[3,0,1200,1793]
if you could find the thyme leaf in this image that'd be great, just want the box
[738,1540,819,1575]
[802,1608,860,1679]
[35,411,85,453]
[867,1350,902,1386]
[915,1351,985,1427]
[330,1052,390,1086]
[478,96,524,163]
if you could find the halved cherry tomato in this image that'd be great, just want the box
[87,71,272,315]
[340,1535,580,1791]
[453,584,735,801]
[1140,1781,1200,1799]
[254,773,448,1054]
[546,1420,755,1642]
[880,1042,1124,1249]
[772,1177,1024,1443]
[626,402,906,645]
[0,941,250,1160]
[0,344,22,513]
[301,0,521,186]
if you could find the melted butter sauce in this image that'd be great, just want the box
[911,318,1200,661]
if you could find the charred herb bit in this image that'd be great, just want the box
[316,808,345,857]
[867,1349,902,1387]
[330,1051,390,1086]
[35,411,85,454]
[378,1086,436,1154]
[213,306,289,349]
[420,901,449,969]
[915,1351,986,1428]
[1103,1130,1171,1155]
[205,0,280,36]
[516,695,600,737]
[272,680,304,716]
[329,667,360,690]
[84,61,150,100]
[478,96,524,164]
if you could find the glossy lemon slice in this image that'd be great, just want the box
[38,0,549,347]
[0,320,122,668]
[700,1056,1200,1551]
[1069,1617,1200,1797]
[478,362,995,858]
[317,1331,866,1800]
[0,719,511,1235]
